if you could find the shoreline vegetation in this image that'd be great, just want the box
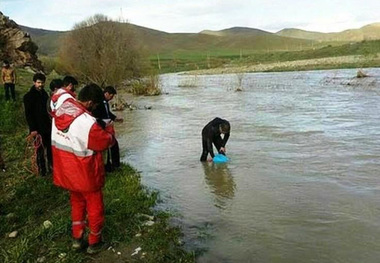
[0,69,194,263]
[147,40,380,75]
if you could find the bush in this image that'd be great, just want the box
[125,74,162,96]
[59,14,149,87]
[39,56,60,75]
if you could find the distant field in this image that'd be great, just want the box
[240,39,380,64]
[189,54,380,75]
[149,50,239,73]
[150,40,380,73]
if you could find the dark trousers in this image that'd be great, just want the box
[105,139,120,172]
[0,152,5,169]
[36,132,52,176]
[4,83,15,101]
[200,136,224,161]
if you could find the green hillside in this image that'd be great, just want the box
[20,25,68,56]
[276,22,380,42]
[200,27,273,37]
[23,22,380,59]
[241,39,380,64]
[21,23,316,57]
[19,22,380,73]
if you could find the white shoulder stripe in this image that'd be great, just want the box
[51,113,95,156]
[51,93,74,111]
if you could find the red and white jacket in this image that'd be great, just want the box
[50,88,76,113]
[51,94,114,192]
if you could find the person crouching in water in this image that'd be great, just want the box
[51,83,115,254]
[200,117,230,162]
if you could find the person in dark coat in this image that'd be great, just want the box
[92,86,123,172]
[200,117,230,162]
[23,73,52,176]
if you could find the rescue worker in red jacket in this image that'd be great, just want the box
[51,83,115,254]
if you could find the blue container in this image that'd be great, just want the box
[213,154,229,163]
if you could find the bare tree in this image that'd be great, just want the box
[59,14,148,87]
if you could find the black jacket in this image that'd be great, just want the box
[202,117,230,156]
[92,100,116,121]
[23,86,51,134]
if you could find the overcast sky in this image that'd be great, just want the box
[1,0,379,33]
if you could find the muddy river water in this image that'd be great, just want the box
[116,68,380,262]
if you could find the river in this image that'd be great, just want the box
[116,68,380,263]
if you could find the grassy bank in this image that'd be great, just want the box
[0,69,194,263]
[150,40,380,74]
[237,39,380,65]
[187,54,380,75]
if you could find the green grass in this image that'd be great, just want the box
[0,69,194,263]
[239,39,380,65]
[149,40,380,73]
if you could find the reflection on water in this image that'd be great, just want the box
[117,68,380,263]
[202,162,235,209]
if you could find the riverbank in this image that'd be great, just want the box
[186,54,380,75]
[0,69,194,263]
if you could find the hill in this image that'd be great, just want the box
[22,22,380,59]
[200,27,273,37]
[21,23,315,57]
[19,25,67,56]
[17,21,380,73]
[276,22,380,42]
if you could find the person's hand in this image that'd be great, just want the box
[27,131,38,140]
[105,120,114,127]
[207,157,213,162]
[219,147,226,153]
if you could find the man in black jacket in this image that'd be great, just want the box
[92,86,123,171]
[200,117,230,162]
[23,73,52,176]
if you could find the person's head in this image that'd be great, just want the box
[49,78,63,93]
[77,83,104,111]
[33,73,46,91]
[219,122,230,134]
[3,60,9,68]
[62,76,78,92]
[103,86,117,101]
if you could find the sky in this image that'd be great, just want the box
[1,0,379,33]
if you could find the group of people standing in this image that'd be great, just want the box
[2,60,231,254]
[23,74,122,176]
[21,72,122,254]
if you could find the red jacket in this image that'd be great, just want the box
[51,96,114,192]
